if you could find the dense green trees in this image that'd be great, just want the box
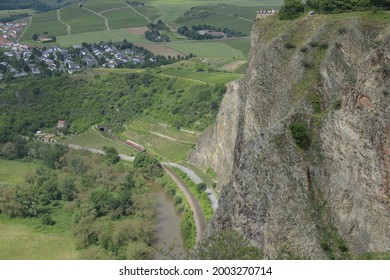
[279,0,306,20]
[103,146,120,165]
[0,149,156,259]
[279,0,389,20]
[0,72,225,139]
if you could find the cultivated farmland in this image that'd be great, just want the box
[102,8,149,29]
[166,41,244,59]
[83,0,126,13]
[60,5,105,34]
[56,30,121,46]
[22,10,67,40]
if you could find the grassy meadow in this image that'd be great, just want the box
[0,158,78,260]
[0,157,42,185]
[0,211,78,260]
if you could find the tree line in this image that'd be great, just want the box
[177,25,246,40]
[279,0,390,20]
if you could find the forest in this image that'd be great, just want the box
[0,71,226,142]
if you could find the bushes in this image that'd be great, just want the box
[193,230,263,260]
[289,120,311,149]
[41,214,56,225]
[279,0,305,20]
[0,149,156,259]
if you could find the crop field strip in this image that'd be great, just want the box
[83,0,127,13]
[102,7,149,29]
[60,5,106,34]
[21,10,67,40]
[166,41,244,59]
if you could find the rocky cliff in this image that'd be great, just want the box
[190,13,390,259]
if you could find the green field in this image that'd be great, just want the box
[83,0,127,13]
[166,41,244,59]
[0,212,78,260]
[22,10,67,40]
[112,28,150,43]
[132,5,161,21]
[0,157,43,185]
[63,127,136,155]
[0,9,35,17]
[60,5,105,34]
[56,29,121,46]
[161,69,243,84]
[121,119,199,162]
[234,62,248,74]
[126,119,199,144]
[103,8,149,29]
[221,38,251,58]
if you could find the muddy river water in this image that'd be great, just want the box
[149,183,186,260]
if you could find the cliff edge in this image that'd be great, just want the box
[190,12,390,259]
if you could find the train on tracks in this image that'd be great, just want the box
[125,139,146,152]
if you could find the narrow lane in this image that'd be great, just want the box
[57,9,71,35]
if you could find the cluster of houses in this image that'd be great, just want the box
[0,40,153,78]
[35,120,67,143]
[93,44,150,68]
[197,30,228,38]
[256,9,278,18]
[0,20,28,47]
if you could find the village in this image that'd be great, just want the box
[0,19,160,80]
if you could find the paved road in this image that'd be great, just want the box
[162,166,206,241]
[161,162,218,211]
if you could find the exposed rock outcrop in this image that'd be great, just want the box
[190,14,390,258]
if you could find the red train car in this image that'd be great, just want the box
[126,139,146,152]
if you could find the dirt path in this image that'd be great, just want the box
[162,166,207,241]
[214,12,254,23]
[17,16,31,42]
[125,2,152,23]
[99,6,129,14]
[150,131,195,145]
[57,9,71,35]
[82,7,122,40]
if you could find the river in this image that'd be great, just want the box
[149,182,186,260]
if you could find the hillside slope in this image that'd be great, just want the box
[190,12,390,259]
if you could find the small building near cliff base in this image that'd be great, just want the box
[58,120,66,128]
